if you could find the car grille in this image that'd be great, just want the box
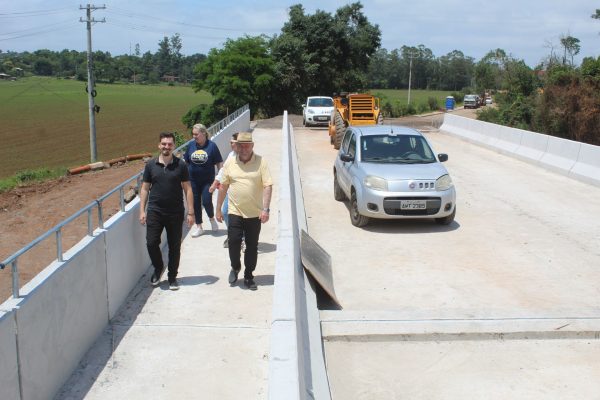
[313,115,330,122]
[383,197,441,215]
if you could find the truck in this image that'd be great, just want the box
[463,94,479,109]
[328,93,383,149]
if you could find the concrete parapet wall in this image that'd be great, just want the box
[104,200,151,319]
[211,109,251,157]
[17,234,109,400]
[539,135,580,175]
[570,143,600,186]
[268,112,331,400]
[0,107,252,399]
[0,309,19,400]
[440,113,600,187]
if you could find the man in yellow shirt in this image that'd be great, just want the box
[216,132,272,290]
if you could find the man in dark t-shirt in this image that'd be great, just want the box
[139,132,194,290]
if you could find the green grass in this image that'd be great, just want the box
[371,89,453,108]
[0,167,67,193]
[0,77,211,179]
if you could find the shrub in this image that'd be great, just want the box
[427,96,439,111]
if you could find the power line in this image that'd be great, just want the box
[106,20,230,40]
[0,8,73,18]
[107,6,275,33]
[0,22,78,42]
[0,19,75,37]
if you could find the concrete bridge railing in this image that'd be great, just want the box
[0,106,251,400]
[268,111,331,399]
[440,113,600,188]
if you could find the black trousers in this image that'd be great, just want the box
[228,214,261,279]
[146,209,184,280]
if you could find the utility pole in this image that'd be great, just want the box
[80,4,106,163]
[407,50,420,105]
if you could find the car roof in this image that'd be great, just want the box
[307,96,333,99]
[350,125,423,137]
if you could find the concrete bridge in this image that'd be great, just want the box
[1,108,600,399]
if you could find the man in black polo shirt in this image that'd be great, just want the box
[139,132,194,290]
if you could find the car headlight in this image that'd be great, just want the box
[307,109,315,114]
[435,174,454,191]
[364,175,387,191]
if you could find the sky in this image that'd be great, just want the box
[1,0,599,67]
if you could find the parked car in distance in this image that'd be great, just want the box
[485,97,493,105]
[333,125,456,227]
[463,94,479,109]
[303,96,334,127]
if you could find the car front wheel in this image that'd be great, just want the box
[350,190,369,227]
[435,207,456,225]
[334,172,346,201]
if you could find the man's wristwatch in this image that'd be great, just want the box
[262,208,270,213]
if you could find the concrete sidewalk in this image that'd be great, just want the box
[57,127,281,400]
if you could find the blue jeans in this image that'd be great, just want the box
[191,180,214,225]
[222,195,229,227]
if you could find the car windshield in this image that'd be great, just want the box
[360,135,436,164]
[308,98,333,107]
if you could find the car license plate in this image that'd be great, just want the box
[316,116,328,121]
[400,200,426,210]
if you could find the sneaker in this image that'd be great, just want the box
[209,218,218,231]
[223,237,229,248]
[241,239,246,253]
[169,278,180,291]
[191,224,203,237]
[244,278,257,291]
[228,268,239,284]
[150,265,166,287]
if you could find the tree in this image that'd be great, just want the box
[156,36,172,77]
[170,33,183,73]
[270,2,380,110]
[193,36,275,118]
[33,58,54,75]
[438,50,473,91]
[559,35,580,65]
[474,49,507,91]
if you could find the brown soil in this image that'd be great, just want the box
[0,160,146,301]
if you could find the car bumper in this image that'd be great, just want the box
[357,187,456,219]
[306,115,330,125]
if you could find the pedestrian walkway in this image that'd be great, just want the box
[57,127,281,399]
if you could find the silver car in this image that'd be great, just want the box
[333,125,456,227]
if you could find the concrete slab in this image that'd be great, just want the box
[56,127,281,400]
[325,339,600,400]
[294,124,600,398]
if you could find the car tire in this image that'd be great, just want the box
[333,111,345,150]
[435,207,456,225]
[350,190,369,227]
[333,172,346,201]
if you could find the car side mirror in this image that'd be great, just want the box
[438,153,448,162]
[340,153,354,163]
[302,104,305,108]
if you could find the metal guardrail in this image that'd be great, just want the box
[0,104,250,299]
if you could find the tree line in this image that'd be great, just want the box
[0,34,205,84]
[2,2,598,145]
